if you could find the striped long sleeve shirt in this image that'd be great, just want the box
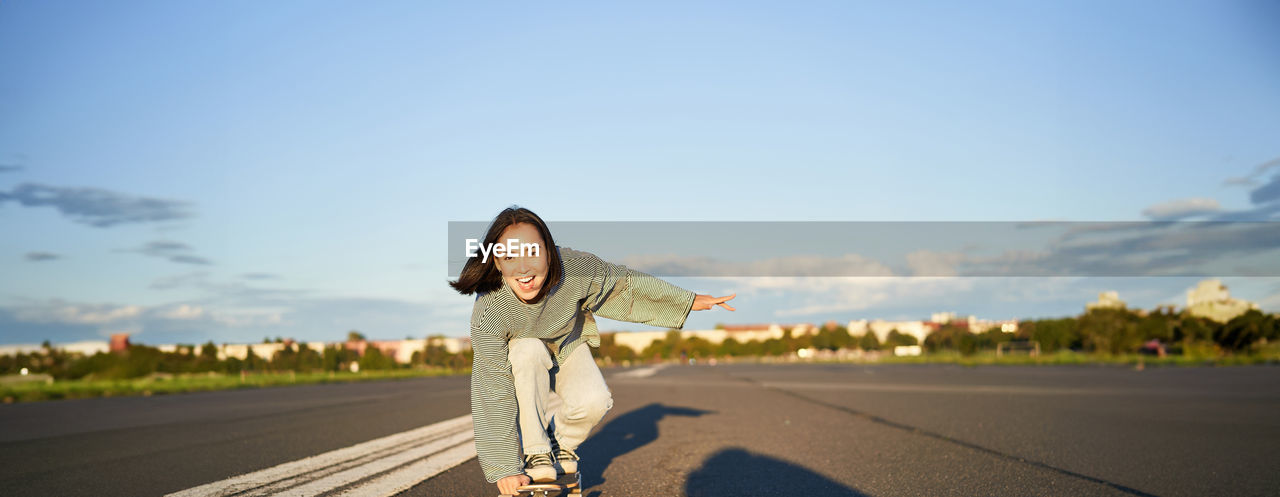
[469,247,696,483]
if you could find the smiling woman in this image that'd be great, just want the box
[448,206,736,496]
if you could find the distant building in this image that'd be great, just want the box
[852,314,1017,342]
[423,336,469,354]
[851,320,931,344]
[1086,291,1126,312]
[60,341,110,356]
[965,316,1019,334]
[723,323,787,342]
[609,324,792,354]
[368,340,405,362]
[0,344,44,356]
[219,342,290,361]
[368,337,468,364]
[109,333,131,353]
[0,336,477,365]
[787,323,819,337]
[1186,279,1257,323]
[58,340,109,356]
[343,339,368,356]
[611,330,671,353]
[208,337,471,363]
[157,344,194,355]
[0,341,109,357]
[302,341,328,354]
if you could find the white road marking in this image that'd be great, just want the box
[612,364,667,379]
[165,414,474,497]
[332,439,476,497]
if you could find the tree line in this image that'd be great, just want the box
[4,307,1277,379]
[0,332,473,381]
[595,307,1280,362]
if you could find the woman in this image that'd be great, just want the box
[449,206,735,496]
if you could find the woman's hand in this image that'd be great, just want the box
[497,474,530,496]
[692,293,736,311]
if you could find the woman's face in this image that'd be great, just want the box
[494,222,549,303]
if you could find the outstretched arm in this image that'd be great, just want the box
[580,253,735,326]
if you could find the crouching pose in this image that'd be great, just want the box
[449,207,735,496]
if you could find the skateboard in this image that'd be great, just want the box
[501,472,581,497]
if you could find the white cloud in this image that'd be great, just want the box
[619,253,896,277]
[1223,156,1280,188]
[209,308,286,327]
[0,183,193,228]
[727,277,1202,320]
[905,250,966,276]
[158,304,206,320]
[14,302,144,324]
[1141,197,1221,220]
[2,275,475,344]
[732,276,977,317]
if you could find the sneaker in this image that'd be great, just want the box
[554,447,579,475]
[524,452,556,482]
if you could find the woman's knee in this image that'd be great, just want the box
[566,390,613,421]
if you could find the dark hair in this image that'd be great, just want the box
[449,206,562,302]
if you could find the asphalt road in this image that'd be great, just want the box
[409,363,1280,497]
[2,364,1277,496]
[0,376,472,496]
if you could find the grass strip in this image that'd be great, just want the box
[1,368,468,404]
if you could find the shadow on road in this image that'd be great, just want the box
[576,403,712,491]
[685,448,870,497]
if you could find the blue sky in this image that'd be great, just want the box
[2,1,1278,345]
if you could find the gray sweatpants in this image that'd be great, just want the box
[508,338,613,456]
